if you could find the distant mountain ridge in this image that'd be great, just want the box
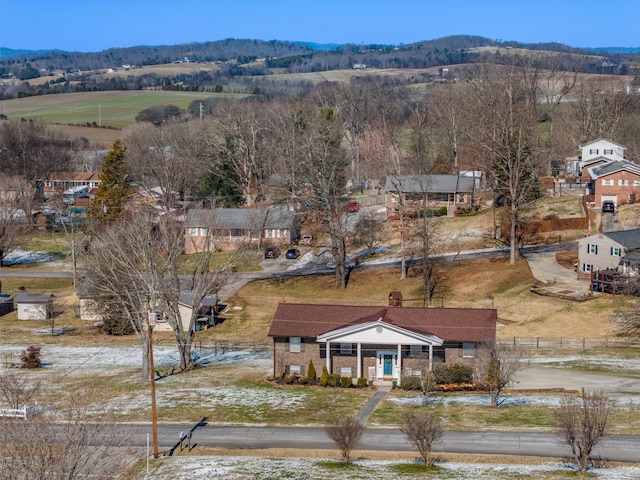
[0,36,636,78]
[3,36,637,60]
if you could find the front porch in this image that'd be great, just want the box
[318,319,443,383]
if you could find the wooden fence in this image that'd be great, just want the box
[497,336,640,350]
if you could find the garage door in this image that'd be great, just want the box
[601,194,617,206]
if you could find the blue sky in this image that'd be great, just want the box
[2,0,639,52]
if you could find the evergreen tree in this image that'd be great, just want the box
[88,139,134,224]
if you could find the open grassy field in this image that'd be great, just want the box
[1,90,247,129]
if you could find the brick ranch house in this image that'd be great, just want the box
[267,299,496,383]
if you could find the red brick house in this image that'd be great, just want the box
[267,301,497,383]
[587,161,640,207]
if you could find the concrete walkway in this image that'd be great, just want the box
[357,384,392,425]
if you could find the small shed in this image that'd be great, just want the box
[0,294,13,316]
[15,293,54,320]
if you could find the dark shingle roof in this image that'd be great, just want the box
[604,229,640,249]
[588,160,640,178]
[187,207,296,229]
[268,303,496,343]
[15,293,53,304]
[384,174,474,193]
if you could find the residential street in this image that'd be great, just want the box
[112,424,640,462]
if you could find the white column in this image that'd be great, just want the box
[397,343,402,379]
[325,341,331,373]
[429,344,433,371]
[357,343,362,379]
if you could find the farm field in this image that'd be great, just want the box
[1,90,246,129]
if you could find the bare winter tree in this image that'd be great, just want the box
[0,388,128,480]
[325,414,365,464]
[466,61,544,265]
[555,389,617,474]
[350,212,386,256]
[0,374,41,410]
[201,100,271,206]
[400,411,444,467]
[84,210,233,379]
[0,175,35,265]
[476,344,527,407]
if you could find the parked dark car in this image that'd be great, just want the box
[602,201,615,213]
[264,246,281,259]
[285,248,300,259]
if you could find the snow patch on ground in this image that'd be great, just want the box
[2,248,62,265]
[134,456,640,479]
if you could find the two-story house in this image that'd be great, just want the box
[587,161,640,207]
[577,229,640,280]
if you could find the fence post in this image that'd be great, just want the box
[513,336,516,347]
[560,337,562,347]
[605,336,608,349]
[583,337,585,350]
[536,337,539,348]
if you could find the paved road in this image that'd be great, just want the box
[116,423,640,462]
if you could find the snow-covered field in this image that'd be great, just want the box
[137,456,640,479]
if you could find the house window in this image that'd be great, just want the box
[288,337,302,353]
[633,180,640,187]
[266,229,275,238]
[288,365,303,375]
[611,247,622,256]
[199,228,208,237]
[230,229,244,237]
[604,149,613,155]
[189,227,199,236]
[339,367,353,377]
[410,345,423,356]
[587,243,598,254]
[277,229,287,238]
[340,343,352,355]
[601,179,613,186]
[619,179,629,186]
[589,149,599,155]
[582,263,592,273]
[461,342,475,358]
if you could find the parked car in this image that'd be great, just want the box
[347,201,359,213]
[264,246,281,259]
[285,248,300,259]
[602,201,615,213]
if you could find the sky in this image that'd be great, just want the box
[1,0,639,53]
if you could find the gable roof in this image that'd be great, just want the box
[268,303,496,343]
[580,138,627,151]
[588,160,640,179]
[384,175,475,194]
[187,207,296,229]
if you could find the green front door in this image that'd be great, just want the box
[383,354,393,375]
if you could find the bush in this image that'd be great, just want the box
[283,374,296,384]
[328,373,341,387]
[357,377,368,388]
[433,363,473,385]
[320,366,329,386]
[21,346,41,369]
[401,376,422,390]
[307,359,317,382]
[340,376,353,388]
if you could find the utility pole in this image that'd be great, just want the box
[148,311,159,459]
